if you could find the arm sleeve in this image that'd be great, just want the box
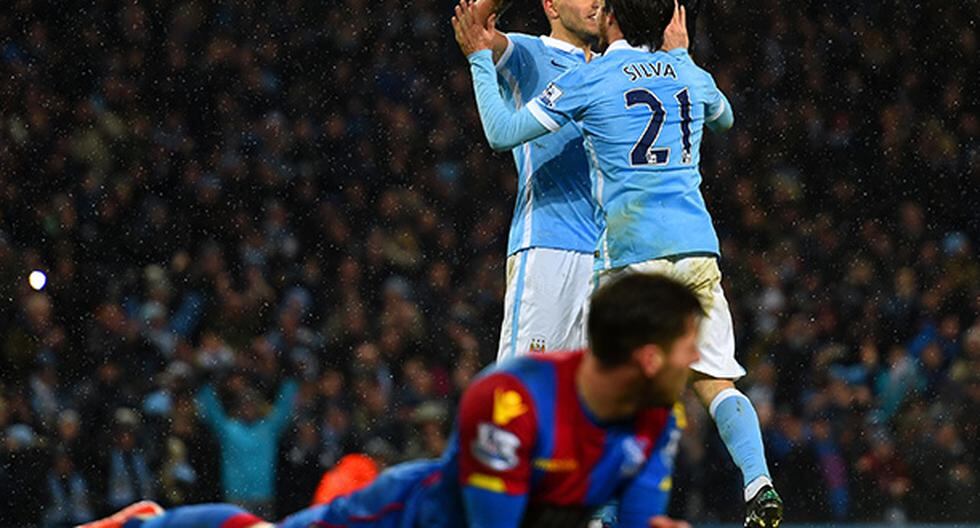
[195,384,228,432]
[268,379,299,435]
[706,92,734,132]
[616,408,684,527]
[522,65,592,135]
[468,50,551,151]
[457,372,538,528]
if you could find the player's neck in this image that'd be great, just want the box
[576,353,644,422]
[548,28,594,61]
[604,25,626,49]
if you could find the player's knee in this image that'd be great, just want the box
[691,375,735,408]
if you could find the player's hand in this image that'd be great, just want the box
[649,515,692,528]
[660,0,689,51]
[452,0,497,57]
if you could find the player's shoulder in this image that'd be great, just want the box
[499,33,553,74]
[503,32,543,51]
[466,358,535,408]
[460,362,541,436]
[546,58,599,92]
[664,49,716,85]
[470,364,530,395]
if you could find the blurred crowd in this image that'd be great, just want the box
[0,0,977,526]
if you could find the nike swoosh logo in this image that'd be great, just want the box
[550,59,568,69]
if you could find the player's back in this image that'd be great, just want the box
[530,42,727,269]
[417,351,681,528]
[497,33,599,256]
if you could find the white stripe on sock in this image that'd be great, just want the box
[708,387,746,420]
[745,475,773,502]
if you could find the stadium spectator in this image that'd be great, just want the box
[97,409,155,515]
[159,400,221,506]
[275,418,325,518]
[44,445,95,527]
[196,376,298,518]
[1,424,49,527]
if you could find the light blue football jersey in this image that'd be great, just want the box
[496,33,599,256]
[525,41,729,269]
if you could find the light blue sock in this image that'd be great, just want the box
[710,388,772,501]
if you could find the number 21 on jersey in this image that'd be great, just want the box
[624,87,693,166]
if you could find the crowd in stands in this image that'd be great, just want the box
[0,0,977,526]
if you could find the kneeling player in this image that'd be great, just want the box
[81,274,700,528]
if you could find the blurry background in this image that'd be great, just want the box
[0,0,977,526]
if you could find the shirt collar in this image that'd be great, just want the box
[540,35,588,56]
[605,39,651,53]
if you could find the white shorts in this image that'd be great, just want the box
[497,248,594,360]
[597,256,746,380]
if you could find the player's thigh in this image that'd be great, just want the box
[687,273,745,380]
[600,256,719,309]
[499,248,594,359]
[556,249,595,351]
[599,257,745,379]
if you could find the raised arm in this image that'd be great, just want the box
[266,379,299,436]
[661,0,689,52]
[196,383,229,433]
[661,0,731,134]
[468,51,551,151]
[453,0,551,152]
[473,0,512,63]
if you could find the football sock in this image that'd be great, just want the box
[124,504,264,528]
[709,388,773,502]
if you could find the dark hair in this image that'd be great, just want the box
[604,0,674,50]
[588,273,704,366]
